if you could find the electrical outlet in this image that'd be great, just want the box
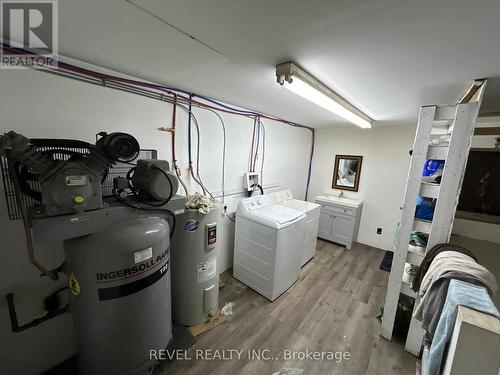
[377,228,382,235]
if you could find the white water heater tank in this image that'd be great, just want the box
[170,205,220,326]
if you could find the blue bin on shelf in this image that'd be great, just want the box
[415,196,435,221]
[423,159,445,176]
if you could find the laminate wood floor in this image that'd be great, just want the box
[161,240,416,375]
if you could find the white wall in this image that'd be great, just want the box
[309,125,416,251]
[0,67,312,374]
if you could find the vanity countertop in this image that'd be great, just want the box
[315,195,363,208]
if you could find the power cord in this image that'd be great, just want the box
[223,205,236,223]
[247,184,264,197]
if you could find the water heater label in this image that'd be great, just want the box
[134,247,153,264]
[197,257,217,283]
[206,223,217,248]
[184,219,199,232]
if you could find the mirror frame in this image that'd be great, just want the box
[332,154,363,192]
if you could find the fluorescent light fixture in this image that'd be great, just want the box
[276,62,373,128]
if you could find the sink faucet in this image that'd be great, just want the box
[339,191,344,198]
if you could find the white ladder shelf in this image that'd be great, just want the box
[380,80,486,356]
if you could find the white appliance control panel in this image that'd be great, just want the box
[239,195,274,212]
[268,189,294,203]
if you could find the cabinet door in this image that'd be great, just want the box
[332,213,355,247]
[318,210,333,240]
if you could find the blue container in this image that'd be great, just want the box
[415,196,436,221]
[423,159,445,176]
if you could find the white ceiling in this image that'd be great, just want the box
[57,0,500,128]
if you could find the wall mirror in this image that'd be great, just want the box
[332,155,363,192]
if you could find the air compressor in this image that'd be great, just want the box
[0,131,177,375]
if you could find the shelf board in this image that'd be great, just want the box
[434,105,457,121]
[407,245,425,266]
[401,280,416,298]
[419,182,440,199]
[427,145,448,160]
[413,218,432,233]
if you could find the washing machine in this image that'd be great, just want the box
[268,189,321,266]
[233,195,306,301]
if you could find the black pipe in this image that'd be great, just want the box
[6,293,69,333]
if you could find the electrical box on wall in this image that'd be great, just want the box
[243,172,260,191]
